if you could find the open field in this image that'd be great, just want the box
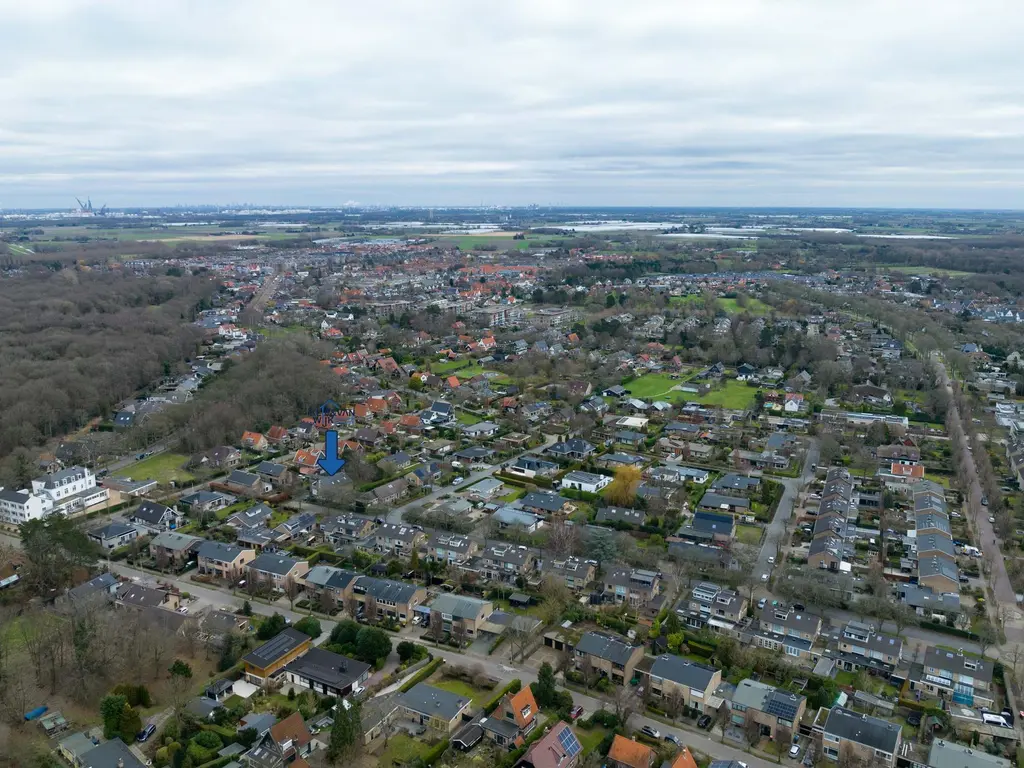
[431,358,470,374]
[626,374,757,409]
[14,225,299,244]
[718,297,772,315]
[869,264,975,277]
[456,411,482,425]
[433,233,572,251]
[623,373,680,399]
[120,452,194,484]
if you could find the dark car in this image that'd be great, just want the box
[136,723,156,743]
[697,715,712,729]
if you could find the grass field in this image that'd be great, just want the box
[626,375,757,409]
[456,411,482,425]
[624,373,680,399]
[689,380,758,409]
[122,452,194,484]
[871,264,974,277]
[719,297,772,315]
[431,358,469,374]
[736,524,762,545]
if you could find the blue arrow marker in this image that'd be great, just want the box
[317,430,346,476]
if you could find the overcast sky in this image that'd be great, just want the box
[3,0,1024,209]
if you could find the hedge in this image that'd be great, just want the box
[200,723,238,741]
[421,738,450,767]
[919,620,978,641]
[399,657,442,692]
[483,679,522,715]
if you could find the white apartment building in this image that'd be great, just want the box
[0,466,108,525]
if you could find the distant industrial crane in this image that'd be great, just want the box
[74,197,108,216]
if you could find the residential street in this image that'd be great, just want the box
[103,561,789,767]
[756,437,820,577]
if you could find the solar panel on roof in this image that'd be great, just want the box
[557,726,581,758]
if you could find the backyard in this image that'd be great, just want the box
[121,452,195,484]
[625,375,757,409]
[735,524,762,545]
[429,676,493,707]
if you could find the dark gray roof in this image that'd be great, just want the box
[575,631,639,665]
[196,540,246,562]
[117,584,166,608]
[699,492,750,509]
[399,683,470,720]
[521,492,567,513]
[35,466,88,489]
[283,648,370,690]
[256,461,287,478]
[924,647,993,683]
[80,737,147,768]
[649,654,718,690]
[248,553,304,576]
[354,576,420,604]
[596,506,647,525]
[823,706,901,753]
[242,628,310,668]
[711,473,760,492]
[89,521,137,540]
[131,500,176,525]
[226,469,260,487]
[0,489,29,503]
[764,689,804,721]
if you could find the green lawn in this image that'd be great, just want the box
[432,358,470,374]
[456,411,482,425]
[625,373,680,399]
[500,489,525,503]
[689,380,758,409]
[735,524,762,545]
[578,726,609,755]
[430,677,492,706]
[719,297,772,315]
[122,452,194,484]
[625,374,756,409]
[378,733,431,766]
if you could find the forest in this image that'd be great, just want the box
[0,268,213,484]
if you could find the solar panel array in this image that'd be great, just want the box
[764,693,800,721]
[557,726,582,758]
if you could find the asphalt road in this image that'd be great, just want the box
[755,437,820,578]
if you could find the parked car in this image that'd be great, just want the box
[665,734,682,747]
[697,715,712,729]
[570,706,585,721]
[137,724,156,743]
[757,598,767,610]
[760,573,769,582]
[640,725,660,740]
[789,745,800,758]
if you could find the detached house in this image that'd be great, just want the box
[245,554,310,588]
[546,438,596,461]
[149,531,202,567]
[241,431,269,451]
[482,686,538,749]
[129,500,182,533]
[87,521,139,550]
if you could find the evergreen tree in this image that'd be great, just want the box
[327,700,362,763]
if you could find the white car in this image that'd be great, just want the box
[767,556,775,565]
[176,606,188,614]
[789,745,800,758]
[760,573,769,582]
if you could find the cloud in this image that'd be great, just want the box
[1,0,1023,207]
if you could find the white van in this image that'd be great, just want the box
[982,713,1011,728]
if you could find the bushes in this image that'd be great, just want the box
[292,616,322,639]
[420,738,450,767]
[110,683,151,708]
[587,710,620,729]
[483,679,522,715]
[399,657,442,692]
